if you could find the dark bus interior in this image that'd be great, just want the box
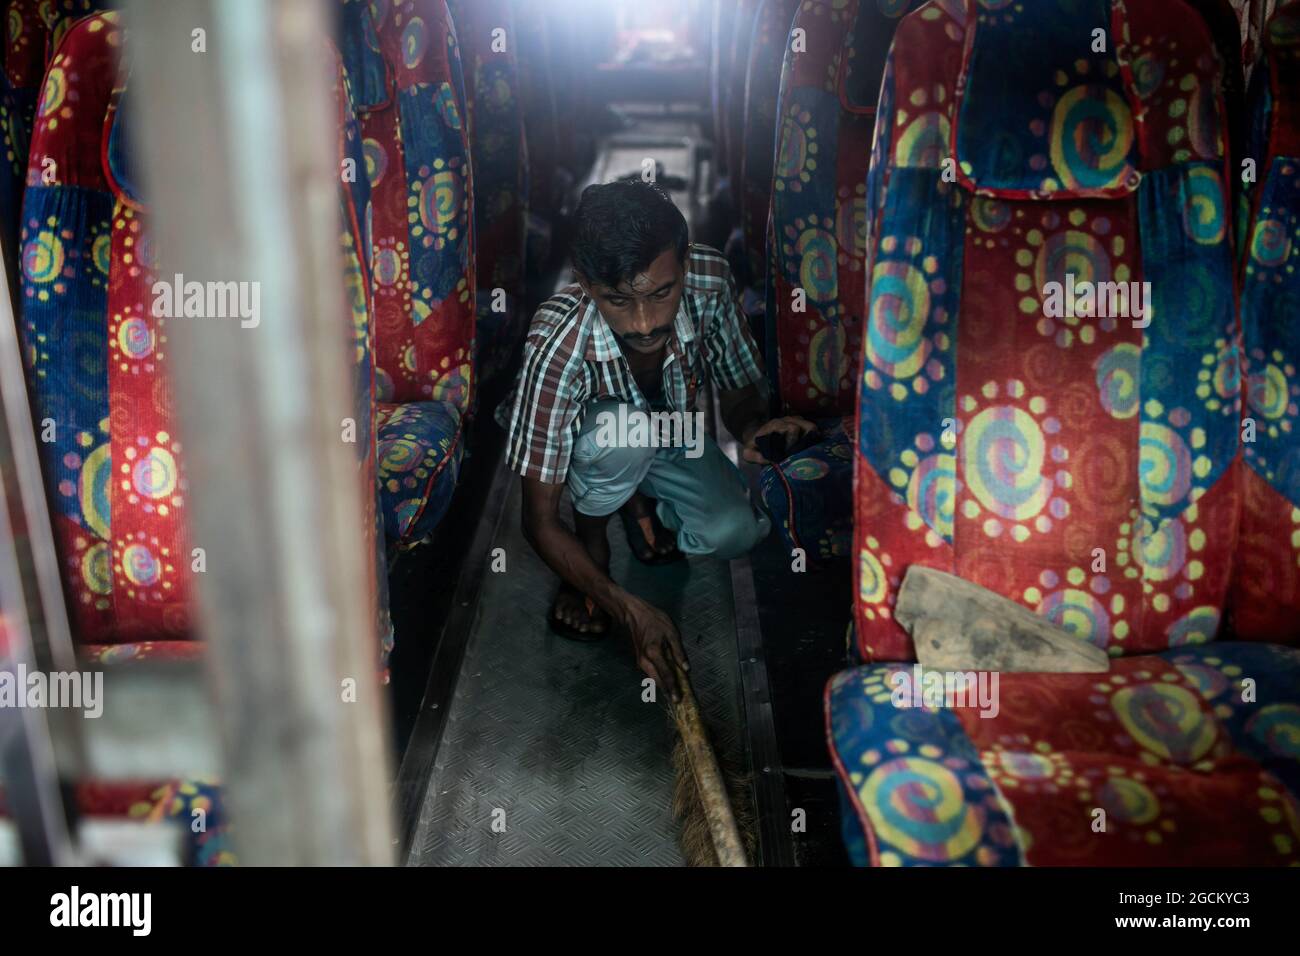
[1,0,1298,873]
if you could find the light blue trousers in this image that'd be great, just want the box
[567,400,771,560]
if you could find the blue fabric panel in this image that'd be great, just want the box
[859,166,963,543]
[337,0,390,110]
[827,664,1025,867]
[377,399,463,544]
[18,183,114,534]
[955,0,1138,194]
[1241,158,1300,502]
[1135,161,1239,525]
[397,81,470,305]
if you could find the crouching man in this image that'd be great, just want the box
[504,181,812,699]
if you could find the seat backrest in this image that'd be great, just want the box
[766,0,911,416]
[1,2,102,262]
[333,35,395,675]
[19,11,385,649]
[853,0,1241,663]
[337,0,476,412]
[1234,0,1300,641]
[446,0,526,388]
[739,0,799,289]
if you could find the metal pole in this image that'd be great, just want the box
[0,244,78,865]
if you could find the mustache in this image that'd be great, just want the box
[622,327,671,343]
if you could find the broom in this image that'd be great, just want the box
[667,660,756,866]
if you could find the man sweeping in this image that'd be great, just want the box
[504,180,812,701]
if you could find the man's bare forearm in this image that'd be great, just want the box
[519,475,688,697]
[719,382,768,446]
[522,493,637,626]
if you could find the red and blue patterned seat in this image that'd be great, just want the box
[739,0,800,292]
[11,10,392,860]
[445,0,526,389]
[20,11,198,648]
[758,0,912,563]
[338,0,474,548]
[1235,0,1300,641]
[827,0,1300,865]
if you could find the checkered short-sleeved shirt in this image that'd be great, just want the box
[504,244,767,484]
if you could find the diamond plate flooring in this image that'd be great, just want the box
[408,480,747,866]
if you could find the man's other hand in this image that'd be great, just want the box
[742,415,816,465]
[624,597,688,701]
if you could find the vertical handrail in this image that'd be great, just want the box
[124,0,395,865]
[0,209,80,865]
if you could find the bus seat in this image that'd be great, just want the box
[1234,0,1300,641]
[335,30,397,672]
[19,10,193,646]
[828,642,1300,865]
[446,0,528,389]
[738,0,799,293]
[764,0,910,417]
[338,0,474,548]
[757,414,854,562]
[19,11,390,659]
[7,11,392,862]
[756,0,912,566]
[827,0,1300,866]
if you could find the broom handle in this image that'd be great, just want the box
[671,664,750,867]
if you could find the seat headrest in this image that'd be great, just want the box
[948,0,1224,199]
[838,0,923,114]
[337,0,393,112]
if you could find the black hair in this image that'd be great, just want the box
[570,180,689,291]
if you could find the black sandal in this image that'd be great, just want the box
[618,501,684,565]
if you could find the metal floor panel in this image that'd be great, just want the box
[408,475,746,867]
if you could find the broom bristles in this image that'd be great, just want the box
[669,712,758,866]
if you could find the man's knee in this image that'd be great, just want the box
[676,498,769,559]
[569,407,657,516]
